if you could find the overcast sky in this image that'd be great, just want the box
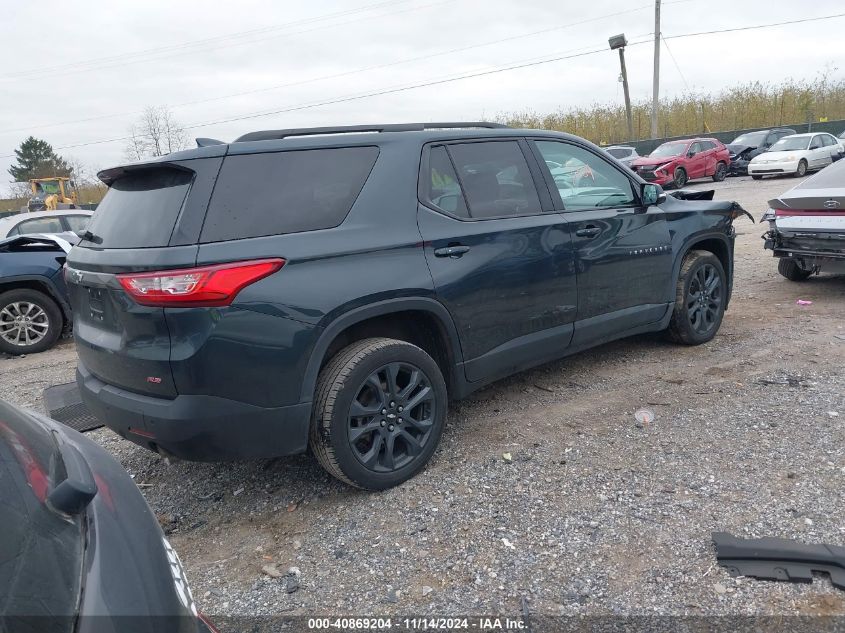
[1,0,842,194]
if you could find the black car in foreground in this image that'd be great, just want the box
[0,399,217,633]
[763,158,845,281]
[66,122,750,490]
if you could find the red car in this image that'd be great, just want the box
[631,137,730,188]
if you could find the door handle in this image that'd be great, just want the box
[575,226,602,238]
[434,245,471,258]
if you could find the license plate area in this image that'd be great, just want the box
[87,287,106,321]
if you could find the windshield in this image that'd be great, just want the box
[607,148,630,159]
[731,131,768,147]
[770,137,810,152]
[0,402,83,630]
[33,182,61,196]
[649,142,687,158]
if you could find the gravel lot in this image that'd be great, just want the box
[2,175,844,621]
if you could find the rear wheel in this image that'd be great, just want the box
[0,289,62,355]
[672,167,688,189]
[666,250,726,345]
[794,160,808,177]
[712,162,727,182]
[751,175,763,180]
[778,258,812,281]
[310,338,447,490]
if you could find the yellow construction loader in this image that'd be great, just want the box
[27,177,78,212]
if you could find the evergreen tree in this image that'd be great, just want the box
[8,137,72,181]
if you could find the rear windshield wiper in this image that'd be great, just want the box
[76,229,102,244]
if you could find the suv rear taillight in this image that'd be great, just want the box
[117,258,285,307]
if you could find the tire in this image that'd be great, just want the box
[751,175,763,180]
[778,258,812,282]
[672,167,688,189]
[310,337,447,490]
[0,289,62,355]
[712,162,727,182]
[666,250,727,345]
[794,159,808,177]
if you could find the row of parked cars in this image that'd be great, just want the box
[604,128,845,187]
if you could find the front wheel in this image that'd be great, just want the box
[666,250,726,345]
[794,160,808,177]
[672,167,688,189]
[712,162,727,182]
[310,338,447,490]
[0,289,63,355]
[751,175,763,180]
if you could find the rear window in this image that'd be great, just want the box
[607,148,631,159]
[200,146,379,243]
[82,168,192,248]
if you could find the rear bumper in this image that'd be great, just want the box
[77,362,312,461]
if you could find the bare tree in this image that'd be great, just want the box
[124,106,188,160]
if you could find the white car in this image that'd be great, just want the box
[748,132,844,179]
[0,209,92,239]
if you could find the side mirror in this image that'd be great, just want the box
[641,183,665,206]
[687,150,695,158]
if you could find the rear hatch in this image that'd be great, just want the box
[66,155,222,398]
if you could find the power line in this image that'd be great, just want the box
[3,10,844,158]
[661,34,690,92]
[0,0,413,80]
[663,12,845,40]
[0,4,656,136]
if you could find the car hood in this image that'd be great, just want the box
[632,156,679,167]
[750,150,808,163]
[727,143,754,155]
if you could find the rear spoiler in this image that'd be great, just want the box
[97,161,194,186]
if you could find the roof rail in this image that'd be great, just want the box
[233,122,509,143]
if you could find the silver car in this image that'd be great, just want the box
[762,158,845,280]
[0,210,93,239]
[604,145,639,168]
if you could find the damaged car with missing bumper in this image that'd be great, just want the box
[762,158,845,281]
[66,122,752,490]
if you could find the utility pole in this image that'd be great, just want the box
[608,34,634,141]
[651,0,661,138]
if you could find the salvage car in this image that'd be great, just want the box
[604,145,639,168]
[66,122,750,490]
[749,132,843,179]
[0,233,75,355]
[631,137,729,188]
[762,158,845,280]
[0,209,92,239]
[0,398,217,632]
[726,128,795,175]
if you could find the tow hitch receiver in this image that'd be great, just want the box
[713,532,845,590]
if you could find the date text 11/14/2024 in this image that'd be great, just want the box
[307,617,527,630]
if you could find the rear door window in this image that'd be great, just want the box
[201,146,379,242]
[82,168,192,248]
[446,141,541,219]
[63,215,90,233]
[425,145,469,218]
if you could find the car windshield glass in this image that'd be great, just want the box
[607,148,630,158]
[731,131,768,146]
[0,402,83,631]
[770,137,810,151]
[649,142,687,158]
